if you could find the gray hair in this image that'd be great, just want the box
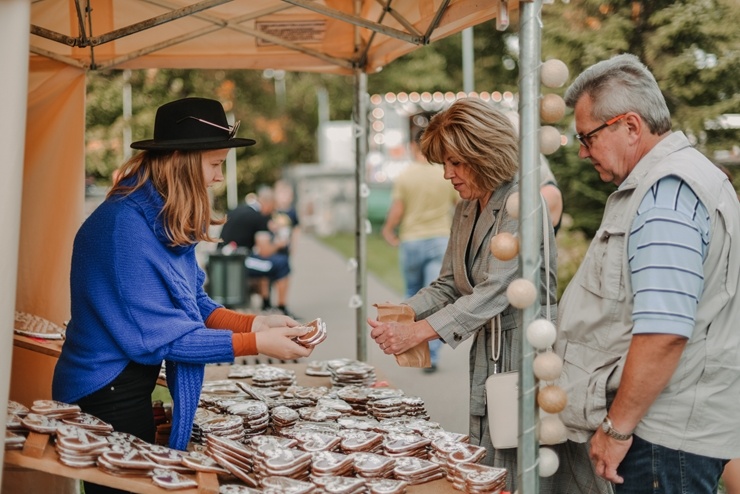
[564,53,671,135]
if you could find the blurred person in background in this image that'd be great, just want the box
[381,129,458,373]
[220,185,296,318]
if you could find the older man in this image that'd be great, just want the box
[552,53,740,493]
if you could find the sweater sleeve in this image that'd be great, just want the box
[205,307,256,333]
[232,332,258,356]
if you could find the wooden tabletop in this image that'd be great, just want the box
[12,334,63,358]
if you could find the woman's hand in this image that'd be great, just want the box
[255,326,313,360]
[367,318,438,355]
[252,314,300,333]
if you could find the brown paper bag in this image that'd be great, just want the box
[374,303,431,368]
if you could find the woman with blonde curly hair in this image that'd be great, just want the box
[369,98,557,491]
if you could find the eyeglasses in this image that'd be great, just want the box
[575,114,626,149]
[176,116,240,138]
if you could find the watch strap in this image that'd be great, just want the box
[602,416,632,441]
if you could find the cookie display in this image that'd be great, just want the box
[304,360,331,377]
[5,430,26,450]
[219,485,263,494]
[291,431,342,453]
[337,429,384,454]
[14,311,66,340]
[365,478,409,494]
[309,451,354,477]
[151,468,198,490]
[461,464,508,493]
[62,412,114,433]
[30,399,81,419]
[383,433,431,459]
[271,405,300,431]
[393,456,445,485]
[328,361,377,388]
[312,474,366,493]
[181,451,229,474]
[260,475,316,494]
[7,400,29,418]
[227,364,258,379]
[350,452,396,479]
[21,413,62,434]
[252,366,297,391]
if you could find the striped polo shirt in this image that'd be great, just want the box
[628,175,711,338]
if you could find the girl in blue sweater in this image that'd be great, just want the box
[52,98,312,493]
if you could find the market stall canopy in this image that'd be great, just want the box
[18,0,517,324]
[30,0,513,73]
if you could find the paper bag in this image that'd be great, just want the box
[374,303,431,368]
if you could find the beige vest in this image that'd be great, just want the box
[555,132,740,458]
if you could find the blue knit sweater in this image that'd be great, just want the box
[52,178,234,449]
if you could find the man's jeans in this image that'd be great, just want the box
[616,435,727,494]
[400,236,448,366]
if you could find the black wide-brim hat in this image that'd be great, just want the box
[131,97,256,151]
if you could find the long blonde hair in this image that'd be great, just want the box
[108,150,224,246]
[421,98,519,196]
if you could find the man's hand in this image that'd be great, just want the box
[589,428,632,484]
[367,318,437,354]
[252,314,300,333]
[255,326,313,360]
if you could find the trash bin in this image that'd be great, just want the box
[206,247,248,308]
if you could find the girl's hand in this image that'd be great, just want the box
[255,326,313,360]
[252,314,300,332]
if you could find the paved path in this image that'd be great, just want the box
[281,233,472,435]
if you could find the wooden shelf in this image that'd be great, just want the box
[12,334,63,358]
[5,432,214,494]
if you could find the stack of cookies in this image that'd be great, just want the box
[449,462,507,492]
[393,456,445,485]
[55,425,110,468]
[294,318,327,348]
[252,366,297,392]
[350,452,396,480]
[226,400,270,438]
[328,362,377,387]
[312,475,367,494]
[337,429,384,455]
[198,414,246,442]
[383,433,431,459]
[251,446,313,483]
[335,386,372,415]
[206,434,259,488]
[365,478,409,494]
[270,405,300,432]
[309,451,354,478]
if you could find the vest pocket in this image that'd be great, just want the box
[579,225,626,301]
[558,341,622,432]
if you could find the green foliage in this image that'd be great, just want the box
[85,0,740,235]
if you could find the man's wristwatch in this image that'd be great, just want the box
[601,415,632,441]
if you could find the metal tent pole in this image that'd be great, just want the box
[353,68,369,362]
[517,0,543,492]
